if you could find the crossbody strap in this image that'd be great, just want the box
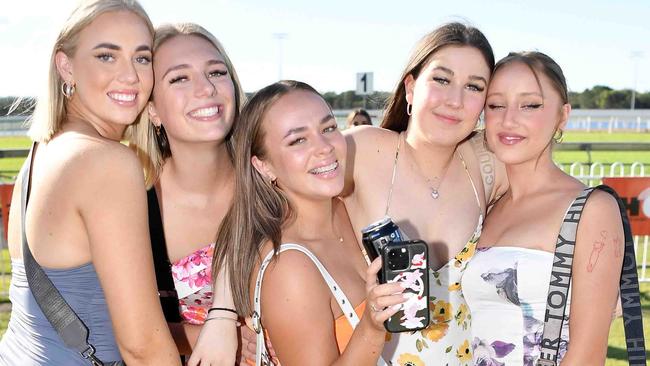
[252,243,387,366]
[537,185,646,366]
[147,188,182,323]
[20,143,106,366]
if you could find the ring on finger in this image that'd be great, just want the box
[370,304,379,312]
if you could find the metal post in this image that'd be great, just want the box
[631,51,643,110]
[273,33,288,81]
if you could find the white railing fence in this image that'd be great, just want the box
[557,161,649,282]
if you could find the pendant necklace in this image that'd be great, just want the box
[417,150,456,200]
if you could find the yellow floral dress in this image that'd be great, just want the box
[379,136,484,365]
[382,219,481,366]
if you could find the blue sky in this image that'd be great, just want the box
[1,0,649,96]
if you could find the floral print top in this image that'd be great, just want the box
[171,243,215,325]
[462,247,571,366]
[383,218,482,366]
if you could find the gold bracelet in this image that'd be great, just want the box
[205,316,242,327]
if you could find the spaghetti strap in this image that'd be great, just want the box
[384,133,402,216]
[384,136,481,216]
[457,151,482,211]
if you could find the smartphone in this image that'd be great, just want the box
[381,240,430,333]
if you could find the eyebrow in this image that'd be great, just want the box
[433,66,487,85]
[92,43,151,52]
[283,114,335,138]
[162,59,226,80]
[487,91,544,98]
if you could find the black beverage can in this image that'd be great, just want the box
[361,216,404,262]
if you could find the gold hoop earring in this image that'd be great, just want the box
[270,178,278,187]
[553,129,564,144]
[154,124,161,136]
[406,103,413,116]
[61,81,75,99]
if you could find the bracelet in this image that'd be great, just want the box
[208,307,238,315]
[205,316,241,327]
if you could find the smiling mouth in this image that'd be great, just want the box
[434,112,462,124]
[107,92,137,103]
[188,105,221,119]
[498,134,525,144]
[309,161,339,175]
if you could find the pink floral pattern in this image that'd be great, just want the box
[171,243,215,325]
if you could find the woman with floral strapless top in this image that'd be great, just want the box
[128,23,246,364]
[462,52,624,366]
[341,23,508,365]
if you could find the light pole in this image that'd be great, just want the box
[630,51,643,110]
[273,33,288,81]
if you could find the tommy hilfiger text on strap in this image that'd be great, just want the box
[536,185,646,366]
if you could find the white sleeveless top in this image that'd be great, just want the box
[462,247,572,365]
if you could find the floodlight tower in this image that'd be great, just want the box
[631,51,643,110]
[273,33,288,81]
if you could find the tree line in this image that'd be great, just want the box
[3,86,650,116]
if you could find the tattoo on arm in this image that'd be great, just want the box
[613,233,623,258]
[587,230,607,273]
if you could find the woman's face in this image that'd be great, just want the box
[57,10,153,130]
[484,62,569,165]
[149,35,236,147]
[405,45,490,146]
[253,90,346,202]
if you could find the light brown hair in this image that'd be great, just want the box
[212,80,324,316]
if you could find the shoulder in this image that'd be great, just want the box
[582,188,623,224]
[343,125,399,155]
[260,245,331,309]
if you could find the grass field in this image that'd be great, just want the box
[0,133,648,362]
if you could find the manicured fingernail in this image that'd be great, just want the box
[402,292,414,300]
[391,303,403,311]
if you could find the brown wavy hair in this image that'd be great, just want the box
[381,22,494,132]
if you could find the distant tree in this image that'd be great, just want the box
[598,89,631,109]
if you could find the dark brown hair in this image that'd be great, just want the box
[212,80,326,316]
[381,22,494,132]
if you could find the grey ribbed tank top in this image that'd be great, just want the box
[0,258,121,365]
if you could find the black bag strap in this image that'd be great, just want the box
[536,185,647,366]
[147,188,182,322]
[20,143,107,366]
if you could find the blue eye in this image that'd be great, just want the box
[467,84,485,92]
[135,55,151,65]
[95,53,114,62]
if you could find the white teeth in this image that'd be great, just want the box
[189,106,219,118]
[108,93,136,102]
[503,136,522,141]
[309,162,338,174]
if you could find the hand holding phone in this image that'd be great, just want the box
[380,240,430,332]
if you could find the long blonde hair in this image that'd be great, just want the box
[213,80,324,316]
[28,0,154,142]
[127,23,246,188]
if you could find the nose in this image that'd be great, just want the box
[314,132,335,155]
[117,59,139,85]
[195,74,217,98]
[445,84,464,109]
[501,105,519,129]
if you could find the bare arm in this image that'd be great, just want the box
[262,252,402,366]
[560,191,623,365]
[82,146,181,365]
[186,265,239,365]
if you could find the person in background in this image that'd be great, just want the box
[462,51,624,366]
[346,108,372,128]
[127,22,246,365]
[341,23,507,365]
[0,1,181,364]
